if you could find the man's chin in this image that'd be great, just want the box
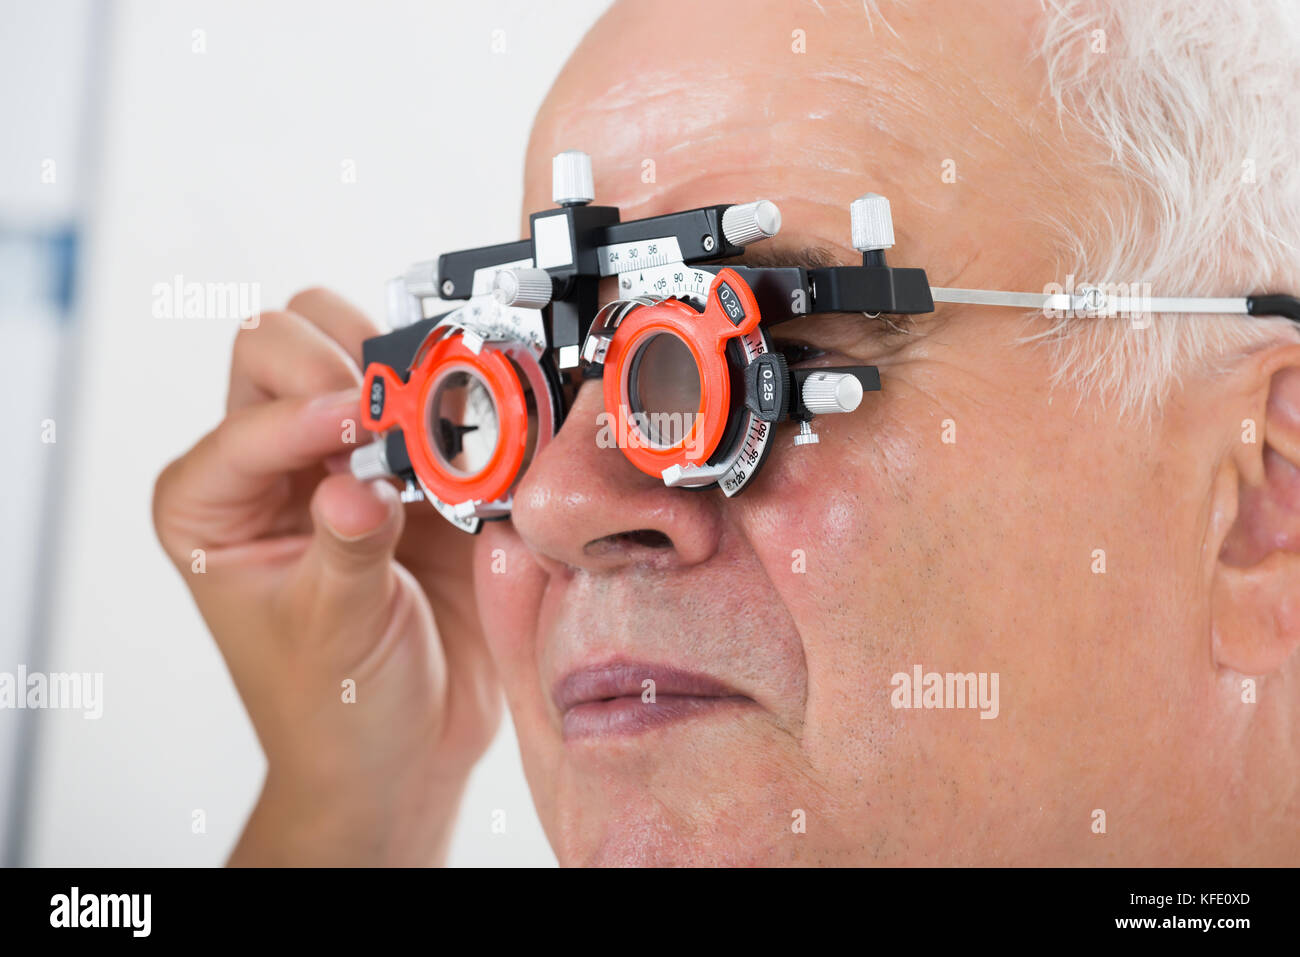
[553,808,803,867]
[539,727,819,866]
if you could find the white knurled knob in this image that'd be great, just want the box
[351,441,393,482]
[493,267,553,308]
[850,193,895,252]
[403,259,440,297]
[386,277,423,329]
[722,200,782,247]
[552,150,594,206]
[801,371,864,415]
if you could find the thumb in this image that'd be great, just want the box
[293,473,407,634]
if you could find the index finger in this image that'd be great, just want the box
[154,388,364,559]
[286,287,382,367]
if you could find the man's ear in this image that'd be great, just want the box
[1212,348,1300,674]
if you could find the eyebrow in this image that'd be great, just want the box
[716,243,848,272]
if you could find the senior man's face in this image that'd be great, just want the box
[470,0,1287,865]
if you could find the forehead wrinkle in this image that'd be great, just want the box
[538,64,936,167]
[528,28,948,195]
[793,63,1015,164]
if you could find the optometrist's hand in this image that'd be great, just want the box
[151,288,501,866]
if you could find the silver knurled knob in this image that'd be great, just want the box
[850,193,895,252]
[722,200,782,247]
[350,441,393,482]
[403,259,440,297]
[801,371,864,415]
[493,267,553,308]
[793,421,820,446]
[552,150,594,206]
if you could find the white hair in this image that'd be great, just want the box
[1032,0,1300,414]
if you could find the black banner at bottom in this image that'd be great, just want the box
[0,866,1287,943]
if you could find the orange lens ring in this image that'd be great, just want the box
[364,333,529,506]
[605,314,724,474]
[603,268,761,479]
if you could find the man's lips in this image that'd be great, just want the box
[552,660,755,740]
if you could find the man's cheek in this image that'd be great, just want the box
[736,414,920,602]
[730,428,930,783]
[731,410,951,672]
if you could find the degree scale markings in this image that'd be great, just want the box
[597,236,686,277]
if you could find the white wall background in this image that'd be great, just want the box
[0,0,101,864]
[17,0,614,867]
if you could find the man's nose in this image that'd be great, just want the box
[509,377,723,573]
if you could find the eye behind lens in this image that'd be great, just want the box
[626,332,702,449]
[428,368,501,477]
[772,340,827,365]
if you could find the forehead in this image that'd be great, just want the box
[525,0,908,233]
[522,0,1066,288]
